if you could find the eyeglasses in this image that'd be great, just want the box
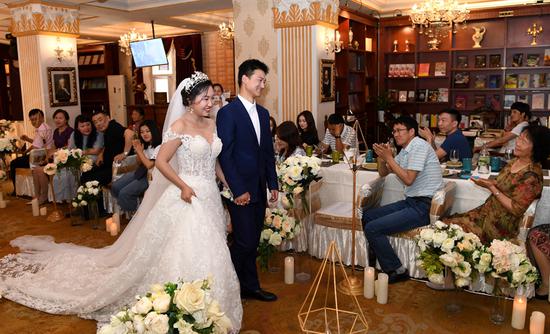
[391,128,408,134]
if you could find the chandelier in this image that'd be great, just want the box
[119,28,148,56]
[410,0,469,46]
[218,21,234,40]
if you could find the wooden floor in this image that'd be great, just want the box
[0,186,549,333]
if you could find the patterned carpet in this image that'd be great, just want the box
[0,187,549,333]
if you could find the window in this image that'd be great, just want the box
[151,43,175,102]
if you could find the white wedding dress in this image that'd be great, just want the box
[0,129,243,331]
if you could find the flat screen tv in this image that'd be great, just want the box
[130,38,168,68]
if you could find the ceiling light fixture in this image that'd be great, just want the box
[218,20,234,40]
[118,28,147,56]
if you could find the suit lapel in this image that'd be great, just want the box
[234,98,260,146]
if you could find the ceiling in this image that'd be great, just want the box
[0,0,547,45]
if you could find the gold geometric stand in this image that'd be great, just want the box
[298,241,369,333]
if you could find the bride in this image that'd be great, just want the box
[0,72,243,331]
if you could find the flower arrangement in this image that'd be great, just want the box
[98,277,233,334]
[43,163,58,176]
[473,239,538,288]
[0,119,14,138]
[276,155,322,210]
[416,221,482,287]
[220,185,233,202]
[0,137,16,154]
[54,148,93,172]
[72,181,100,207]
[257,208,300,271]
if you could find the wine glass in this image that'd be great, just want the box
[504,148,514,161]
[450,149,459,163]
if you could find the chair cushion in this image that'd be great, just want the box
[315,201,362,231]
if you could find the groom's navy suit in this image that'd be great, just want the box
[217,97,278,293]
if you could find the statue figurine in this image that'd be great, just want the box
[472,26,486,48]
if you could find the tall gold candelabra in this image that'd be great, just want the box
[47,175,64,222]
[527,23,543,46]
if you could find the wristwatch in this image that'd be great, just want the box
[334,135,341,139]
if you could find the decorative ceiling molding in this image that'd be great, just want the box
[9,1,79,37]
[273,0,339,28]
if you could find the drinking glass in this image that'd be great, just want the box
[305,145,313,157]
[449,149,459,163]
[504,148,514,161]
[462,158,472,173]
[331,150,340,163]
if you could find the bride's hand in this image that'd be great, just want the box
[180,186,196,203]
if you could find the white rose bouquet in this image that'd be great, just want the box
[416,221,482,287]
[276,155,322,212]
[257,208,300,271]
[72,180,100,207]
[479,239,539,289]
[0,137,16,154]
[98,278,233,334]
[54,148,93,172]
[0,119,14,138]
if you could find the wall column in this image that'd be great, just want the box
[10,1,80,134]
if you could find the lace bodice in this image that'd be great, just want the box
[163,130,222,180]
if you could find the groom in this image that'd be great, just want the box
[217,59,279,302]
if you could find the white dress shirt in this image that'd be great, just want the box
[238,95,261,144]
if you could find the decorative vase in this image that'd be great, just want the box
[444,267,462,314]
[88,200,100,229]
[472,26,486,48]
[490,279,506,325]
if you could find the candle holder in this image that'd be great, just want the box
[405,39,410,52]
[490,278,507,325]
[527,23,543,46]
[392,40,398,52]
[47,175,64,222]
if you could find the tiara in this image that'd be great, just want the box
[182,71,209,95]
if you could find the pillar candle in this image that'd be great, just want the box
[31,198,39,216]
[0,200,6,209]
[110,214,120,236]
[39,207,47,216]
[364,267,375,299]
[284,256,294,284]
[376,273,388,304]
[511,295,527,329]
[374,280,378,297]
[529,311,545,334]
[105,218,113,232]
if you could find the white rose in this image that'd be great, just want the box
[174,281,206,314]
[419,228,434,242]
[432,231,447,246]
[441,238,455,253]
[455,277,470,288]
[174,319,195,334]
[282,220,293,233]
[281,196,291,209]
[512,271,526,285]
[97,325,115,334]
[434,220,447,229]
[428,273,444,285]
[152,292,171,313]
[452,261,472,278]
[150,284,165,294]
[92,188,99,195]
[132,296,152,314]
[86,181,93,188]
[293,186,304,195]
[439,253,458,267]
[269,232,282,246]
[143,312,169,334]
[207,300,225,320]
[72,202,78,208]
[213,315,233,334]
[132,315,146,334]
[260,229,273,241]
[81,200,87,206]
[92,180,99,186]
[418,239,427,252]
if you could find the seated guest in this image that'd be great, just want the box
[363,116,443,283]
[52,109,73,149]
[444,125,549,243]
[296,110,320,147]
[9,109,53,201]
[211,83,228,120]
[129,108,145,133]
[474,102,530,153]
[81,110,134,187]
[321,113,357,154]
[419,108,472,162]
[275,121,305,163]
[111,120,160,212]
[527,224,550,299]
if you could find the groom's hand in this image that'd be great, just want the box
[235,192,250,206]
[270,190,278,202]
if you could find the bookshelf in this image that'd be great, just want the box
[77,43,119,116]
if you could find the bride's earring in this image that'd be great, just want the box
[189,107,194,114]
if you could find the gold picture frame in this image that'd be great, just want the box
[320,59,335,102]
[47,67,78,107]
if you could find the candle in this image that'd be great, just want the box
[376,273,388,304]
[374,280,378,296]
[284,256,294,284]
[511,294,527,329]
[0,191,3,201]
[105,218,113,232]
[0,200,6,209]
[31,198,39,216]
[529,311,545,334]
[109,213,120,236]
[39,207,47,216]
[364,267,375,299]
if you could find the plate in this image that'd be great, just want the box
[446,161,463,168]
[443,169,458,177]
[362,162,378,171]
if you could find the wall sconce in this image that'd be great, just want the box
[53,37,74,63]
[325,29,343,54]
[218,21,235,40]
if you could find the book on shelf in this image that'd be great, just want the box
[416,89,427,102]
[537,116,549,127]
[489,94,502,111]
[504,94,516,109]
[91,54,100,65]
[455,95,467,110]
[415,113,422,125]
[388,64,396,77]
[99,54,105,64]
[418,63,430,77]
[422,114,431,127]
[474,94,486,107]
[518,74,530,88]
[398,90,408,102]
[531,73,545,88]
[404,64,415,77]
[78,56,85,65]
[453,72,470,88]
[427,89,439,102]
[434,62,446,76]
[526,54,540,67]
[407,90,415,102]
[512,53,523,67]
[517,94,528,104]
[473,74,486,89]
[544,49,550,66]
[474,55,487,68]
[388,89,399,102]
[505,74,518,89]
[459,115,469,129]
[488,74,501,88]
[457,56,468,68]
[438,88,449,102]
[532,93,545,110]
[83,55,92,65]
[430,114,438,127]
[489,54,501,68]
[365,38,372,52]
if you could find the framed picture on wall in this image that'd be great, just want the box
[320,59,335,102]
[47,67,78,107]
